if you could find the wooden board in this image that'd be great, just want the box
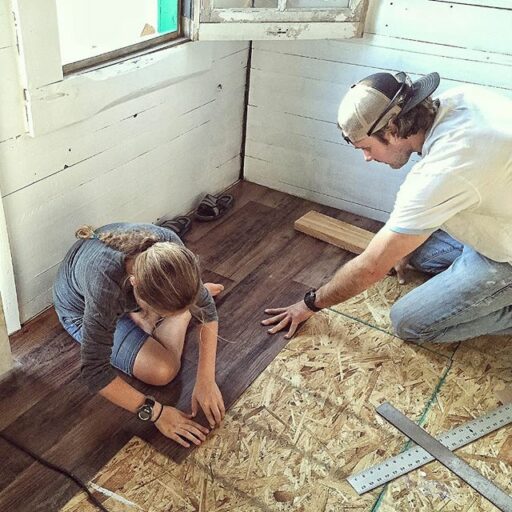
[294,210,375,254]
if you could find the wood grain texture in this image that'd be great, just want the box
[294,210,375,254]
[0,182,383,511]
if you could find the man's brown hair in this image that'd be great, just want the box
[373,96,440,144]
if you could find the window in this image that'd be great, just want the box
[194,0,368,40]
[12,0,368,136]
[56,0,181,73]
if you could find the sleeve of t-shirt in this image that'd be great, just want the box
[194,284,218,323]
[80,268,125,393]
[386,162,480,235]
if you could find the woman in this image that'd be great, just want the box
[53,222,225,447]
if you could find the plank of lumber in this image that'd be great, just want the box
[294,210,374,254]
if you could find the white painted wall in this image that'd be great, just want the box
[245,0,512,222]
[0,0,248,329]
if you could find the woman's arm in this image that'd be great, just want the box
[99,376,209,447]
[191,321,225,427]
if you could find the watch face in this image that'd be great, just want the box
[138,406,152,421]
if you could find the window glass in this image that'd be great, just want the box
[56,0,179,66]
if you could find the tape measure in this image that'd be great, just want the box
[347,403,512,495]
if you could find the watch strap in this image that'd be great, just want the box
[304,289,322,312]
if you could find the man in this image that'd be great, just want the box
[262,71,512,343]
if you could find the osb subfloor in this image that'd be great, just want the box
[2,181,512,511]
[61,305,512,512]
[62,187,512,511]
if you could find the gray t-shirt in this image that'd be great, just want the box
[53,223,217,392]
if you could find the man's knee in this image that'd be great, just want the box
[390,302,433,344]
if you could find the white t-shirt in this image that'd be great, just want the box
[386,86,512,263]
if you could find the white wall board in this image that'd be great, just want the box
[0,0,248,327]
[245,0,512,222]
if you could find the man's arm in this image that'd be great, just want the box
[315,228,429,308]
[262,227,430,338]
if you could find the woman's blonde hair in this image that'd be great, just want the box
[76,225,201,313]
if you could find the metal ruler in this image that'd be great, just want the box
[347,403,512,497]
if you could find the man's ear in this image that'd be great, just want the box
[386,119,399,138]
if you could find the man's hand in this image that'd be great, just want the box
[261,300,315,339]
[191,378,225,428]
[391,255,411,284]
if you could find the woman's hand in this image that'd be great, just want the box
[154,405,209,448]
[191,378,225,428]
[261,300,315,338]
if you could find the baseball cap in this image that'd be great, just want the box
[337,71,440,144]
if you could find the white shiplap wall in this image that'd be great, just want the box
[245,0,512,221]
[0,1,248,329]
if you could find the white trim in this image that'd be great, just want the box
[0,188,21,335]
[16,40,212,137]
[196,0,367,40]
[199,21,359,39]
[12,0,63,90]
[0,292,13,376]
[202,8,354,22]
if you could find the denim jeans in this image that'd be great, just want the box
[390,230,512,343]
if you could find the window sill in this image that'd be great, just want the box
[64,35,191,76]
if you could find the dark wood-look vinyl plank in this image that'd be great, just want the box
[8,308,63,360]
[0,438,34,493]
[185,181,270,244]
[135,215,344,462]
[0,462,77,512]
[0,181,386,509]
[187,200,276,273]
[0,331,80,431]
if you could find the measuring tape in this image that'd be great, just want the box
[347,403,512,495]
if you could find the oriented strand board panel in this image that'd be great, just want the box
[295,210,375,254]
[60,311,459,511]
[62,312,512,511]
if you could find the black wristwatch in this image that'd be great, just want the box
[137,396,156,422]
[304,289,322,312]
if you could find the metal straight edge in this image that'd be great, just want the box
[347,403,512,494]
[377,403,512,512]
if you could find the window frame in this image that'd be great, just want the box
[12,0,368,136]
[194,0,368,40]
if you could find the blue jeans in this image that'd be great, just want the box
[390,231,512,343]
[61,315,147,376]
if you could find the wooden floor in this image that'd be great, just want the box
[2,181,512,511]
[0,181,385,511]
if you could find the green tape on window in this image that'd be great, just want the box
[158,0,178,33]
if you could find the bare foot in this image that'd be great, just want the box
[129,310,160,335]
[204,282,224,297]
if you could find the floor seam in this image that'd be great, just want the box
[327,307,453,360]
[369,343,459,512]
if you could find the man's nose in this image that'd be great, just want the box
[363,150,372,162]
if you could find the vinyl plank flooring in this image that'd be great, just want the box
[0,181,385,510]
[0,331,80,431]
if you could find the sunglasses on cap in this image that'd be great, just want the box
[342,72,412,145]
